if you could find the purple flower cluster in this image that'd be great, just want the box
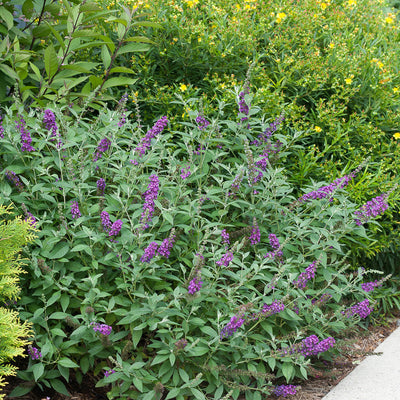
[0,114,4,138]
[28,346,42,360]
[180,165,191,179]
[265,233,283,260]
[43,109,60,145]
[104,369,116,377]
[16,117,35,152]
[193,144,205,155]
[361,280,383,292]
[25,211,37,228]
[255,140,283,170]
[251,114,285,146]
[135,116,168,157]
[342,299,373,319]
[188,273,203,295]
[109,219,122,237]
[312,293,332,306]
[157,232,176,258]
[221,229,230,247]
[293,261,318,289]
[91,322,112,336]
[354,194,389,225]
[220,315,245,339]
[93,137,111,162]
[238,85,250,121]
[196,114,210,130]
[299,173,356,203]
[71,201,81,219]
[216,251,234,267]
[100,211,112,232]
[140,174,159,229]
[280,335,335,357]
[274,384,297,398]
[175,338,188,349]
[249,218,260,245]
[117,94,128,127]
[247,300,285,323]
[5,170,24,191]
[228,171,244,197]
[141,241,159,263]
[97,178,106,196]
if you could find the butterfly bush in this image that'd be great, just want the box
[0,86,396,400]
[16,116,35,152]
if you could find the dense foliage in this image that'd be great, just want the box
[0,204,35,397]
[0,91,397,398]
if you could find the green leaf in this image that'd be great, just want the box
[166,388,180,399]
[190,388,206,400]
[51,379,70,396]
[151,354,169,366]
[282,362,294,382]
[32,363,44,381]
[101,77,137,90]
[49,311,68,319]
[71,244,93,255]
[58,357,79,368]
[109,66,136,75]
[8,385,33,397]
[0,6,14,30]
[46,242,70,259]
[179,368,189,383]
[200,326,217,337]
[0,64,19,81]
[101,44,111,69]
[44,44,59,79]
[117,43,150,55]
[132,329,142,348]
[51,328,67,337]
[80,355,90,374]
[60,294,70,312]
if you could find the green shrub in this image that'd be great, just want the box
[0,0,160,107]
[0,90,397,399]
[0,203,35,398]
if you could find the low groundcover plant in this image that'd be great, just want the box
[0,86,397,399]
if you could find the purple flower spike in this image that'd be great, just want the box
[249,218,260,245]
[342,299,373,319]
[5,170,24,191]
[28,346,42,360]
[220,315,245,339]
[93,137,111,162]
[91,322,112,336]
[135,116,168,157]
[196,114,210,130]
[0,114,4,138]
[71,201,81,219]
[100,211,112,232]
[274,385,298,397]
[157,233,176,258]
[238,85,250,122]
[43,109,59,140]
[109,219,122,237]
[361,280,383,292]
[180,165,191,179]
[104,369,116,377]
[141,241,159,263]
[16,117,35,152]
[97,178,106,196]
[188,274,203,295]
[293,260,318,289]
[216,251,234,267]
[221,229,230,246]
[354,194,389,225]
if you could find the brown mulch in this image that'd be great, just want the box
[3,312,400,400]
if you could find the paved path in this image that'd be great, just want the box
[322,324,400,400]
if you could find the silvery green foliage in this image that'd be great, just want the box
[0,93,394,399]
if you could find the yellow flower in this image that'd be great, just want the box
[345,78,352,85]
[314,126,322,133]
[198,37,201,42]
[385,13,395,24]
[276,12,286,23]
[393,87,399,94]
[329,42,335,49]
[393,132,400,139]
[180,83,188,92]
[347,0,356,6]
[320,2,328,10]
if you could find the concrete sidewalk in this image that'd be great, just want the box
[322,324,400,400]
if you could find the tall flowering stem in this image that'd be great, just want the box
[93,137,111,162]
[264,233,283,260]
[342,299,373,319]
[0,114,4,138]
[140,174,160,229]
[249,218,260,245]
[71,201,81,219]
[141,241,159,263]
[293,260,318,289]
[5,170,24,192]
[279,335,335,357]
[354,193,390,225]
[109,219,122,237]
[157,230,176,258]
[196,114,210,130]
[134,116,168,158]
[16,117,35,152]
